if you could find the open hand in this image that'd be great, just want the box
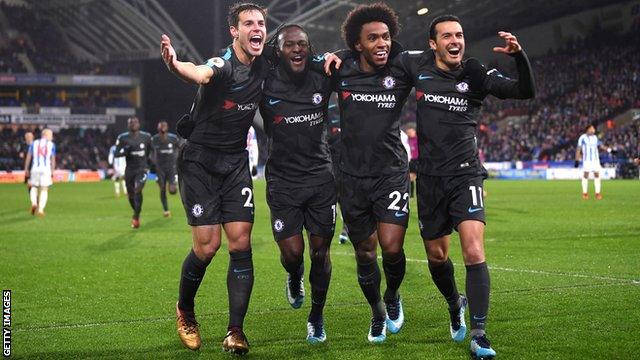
[161,34,178,72]
[492,31,521,54]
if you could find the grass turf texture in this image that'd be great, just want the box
[1,179,639,359]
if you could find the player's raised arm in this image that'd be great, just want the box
[481,31,535,99]
[161,34,214,85]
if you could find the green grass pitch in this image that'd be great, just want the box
[1,179,639,359]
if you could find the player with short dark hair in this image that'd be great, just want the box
[19,131,34,197]
[400,14,535,359]
[161,2,268,354]
[260,24,335,344]
[325,2,413,343]
[114,117,152,228]
[151,121,180,217]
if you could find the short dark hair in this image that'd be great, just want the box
[429,14,461,40]
[586,123,596,131]
[341,2,400,52]
[228,2,266,28]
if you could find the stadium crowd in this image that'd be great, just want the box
[0,126,114,171]
[476,28,640,162]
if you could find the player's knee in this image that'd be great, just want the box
[195,242,220,260]
[281,246,304,264]
[381,248,403,262]
[461,242,485,264]
[310,246,329,264]
[355,248,377,264]
[228,233,251,252]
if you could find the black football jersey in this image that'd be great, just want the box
[397,50,535,176]
[260,63,333,187]
[114,131,152,171]
[187,46,270,153]
[333,55,412,177]
[151,133,180,170]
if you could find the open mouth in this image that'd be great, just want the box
[249,34,263,50]
[447,46,461,57]
[374,50,388,62]
[290,54,305,65]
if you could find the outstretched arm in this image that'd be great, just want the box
[482,32,535,99]
[161,34,214,85]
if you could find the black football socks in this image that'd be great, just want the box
[466,262,490,337]
[227,249,254,329]
[178,249,211,312]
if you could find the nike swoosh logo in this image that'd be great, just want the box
[468,207,483,213]
[418,74,433,80]
[231,84,246,91]
[268,99,281,105]
[341,81,348,87]
[395,211,407,217]
[233,268,252,273]
[473,315,487,320]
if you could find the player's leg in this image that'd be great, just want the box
[129,172,147,227]
[451,174,495,358]
[594,171,602,199]
[29,176,39,215]
[582,171,589,199]
[157,170,169,213]
[267,184,306,308]
[378,223,406,334]
[303,183,336,343]
[37,186,49,215]
[124,171,137,220]
[222,221,254,355]
[112,172,121,197]
[174,156,224,351]
[418,174,467,342]
[220,154,255,355]
[374,172,411,334]
[120,175,127,195]
[458,220,495,359]
[340,174,386,343]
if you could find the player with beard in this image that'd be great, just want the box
[259,24,335,344]
[161,2,268,354]
[395,15,535,359]
[323,3,413,343]
[151,121,180,217]
[114,117,152,228]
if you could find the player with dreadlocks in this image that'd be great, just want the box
[259,23,336,344]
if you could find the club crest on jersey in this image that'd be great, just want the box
[192,204,203,218]
[140,143,145,149]
[207,57,225,68]
[168,143,173,148]
[273,219,284,232]
[312,93,323,105]
[382,76,396,89]
[456,82,469,93]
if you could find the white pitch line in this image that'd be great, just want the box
[332,252,640,284]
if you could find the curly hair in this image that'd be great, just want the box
[341,2,400,52]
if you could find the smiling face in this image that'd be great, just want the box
[355,21,391,72]
[277,27,309,73]
[430,20,465,71]
[230,9,266,59]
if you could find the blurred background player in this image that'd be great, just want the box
[24,129,55,217]
[246,125,259,179]
[575,124,605,200]
[404,124,418,198]
[260,24,335,343]
[161,2,268,354]
[19,131,35,197]
[114,116,152,228]
[151,120,180,216]
[108,143,127,197]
